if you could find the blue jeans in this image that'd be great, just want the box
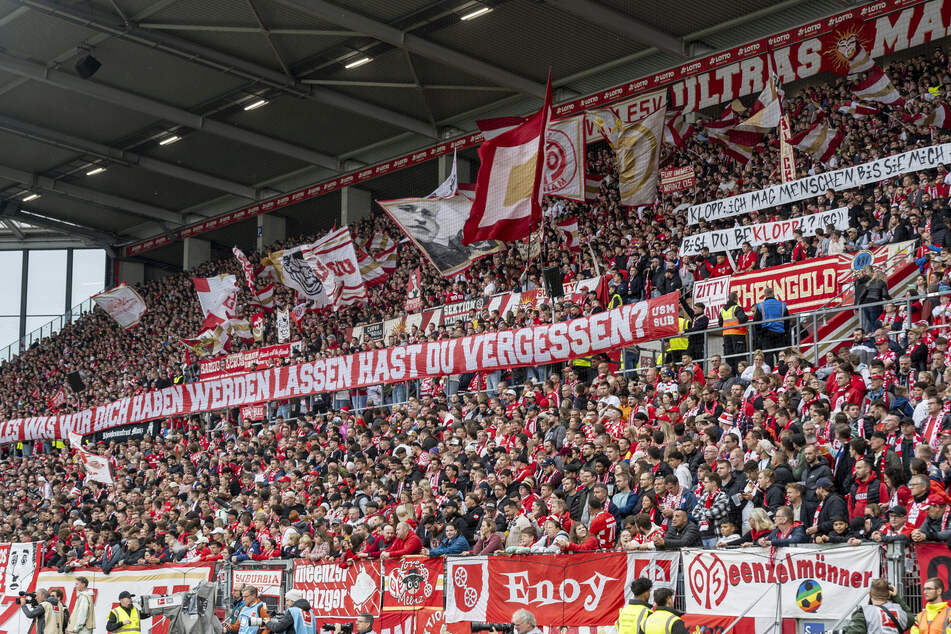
[486,371,502,397]
[701,537,718,548]
[391,382,406,405]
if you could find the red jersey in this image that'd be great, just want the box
[589,511,617,549]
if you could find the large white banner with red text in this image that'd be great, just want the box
[444,551,679,625]
[682,546,879,619]
[0,563,216,634]
[200,342,297,381]
[0,293,678,442]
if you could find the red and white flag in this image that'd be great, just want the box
[193,274,239,330]
[837,101,879,119]
[375,242,398,273]
[290,302,309,328]
[309,227,367,307]
[789,118,846,163]
[91,283,148,329]
[405,267,422,313]
[80,450,113,485]
[464,76,551,243]
[702,100,745,129]
[233,246,257,293]
[358,248,387,288]
[853,66,904,106]
[584,175,604,201]
[556,217,582,251]
[251,311,265,342]
[586,107,623,147]
[913,102,951,129]
[707,128,759,164]
[738,73,783,130]
[476,115,531,140]
[252,282,275,312]
[664,108,694,147]
[46,386,67,412]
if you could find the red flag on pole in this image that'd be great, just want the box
[463,73,551,244]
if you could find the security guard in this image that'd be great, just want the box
[664,311,690,363]
[266,590,316,634]
[752,287,789,366]
[106,591,147,634]
[912,576,950,634]
[642,588,687,634]
[227,585,270,634]
[615,578,653,634]
[718,292,748,373]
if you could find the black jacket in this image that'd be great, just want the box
[755,483,786,515]
[814,493,848,535]
[266,599,313,634]
[659,521,700,548]
[21,599,56,634]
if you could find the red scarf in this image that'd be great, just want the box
[704,488,720,508]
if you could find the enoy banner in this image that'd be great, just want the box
[678,207,849,256]
[687,144,951,224]
[0,293,679,442]
[682,545,880,619]
[445,551,679,626]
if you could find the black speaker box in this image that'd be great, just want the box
[75,55,101,79]
[542,266,564,298]
[67,371,85,393]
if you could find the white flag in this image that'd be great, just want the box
[616,105,666,207]
[91,283,148,329]
[428,150,459,198]
[544,114,585,201]
[80,450,113,485]
[193,274,239,330]
[276,310,290,343]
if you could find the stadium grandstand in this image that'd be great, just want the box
[4,0,951,633]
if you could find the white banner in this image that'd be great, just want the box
[692,275,731,321]
[687,143,951,224]
[79,449,113,485]
[544,115,585,201]
[679,207,849,256]
[0,563,216,634]
[276,310,290,343]
[0,542,39,598]
[232,568,283,598]
[91,284,148,329]
[683,545,880,619]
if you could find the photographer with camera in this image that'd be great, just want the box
[265,590,315,634]
[838,578,912,634]
[328,613,375,634]
[226,585,269,634]
[19,588,63,634]
[105,591,149,634]
[489,610,540,634]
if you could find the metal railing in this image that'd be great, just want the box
[0,296,96,363]
[638,290,951,374]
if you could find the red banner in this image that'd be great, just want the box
[293,560,382,618]
[1,293,678,442]
[199,342,295,381]
[445,552,680,626]
[240,403,267,421]
[383,557,443,611]
[915,543,951,604]
[681,615,756,634]
[659,166,696,193]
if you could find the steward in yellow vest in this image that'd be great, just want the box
[616,578,653,634]
[642,588,687,634]
[107,591,149,634]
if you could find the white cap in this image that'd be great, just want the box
[285,589,304,603]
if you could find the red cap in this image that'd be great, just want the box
[870,374,884,380]
[875,337,888,344]
[928,494,947,506]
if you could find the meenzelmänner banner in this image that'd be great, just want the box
[687,143,951,224]
[679,207,849,256]
[682,545,880,619]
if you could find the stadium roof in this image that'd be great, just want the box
[0,0,854,262]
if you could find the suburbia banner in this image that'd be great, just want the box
[682,546,879,619]
[0,293,678,442]
[687,144,951,224]
[444,551,679,626]
[679,207,849,256]
[199,342,298,381]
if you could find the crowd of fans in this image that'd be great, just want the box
[2,48,951,570]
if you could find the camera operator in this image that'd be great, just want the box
[839,578,912,634]
[496,610,541,634]
[20,588,64,634]
[334,613,375,634]
[265,590,315,634]
[106,591,149,634]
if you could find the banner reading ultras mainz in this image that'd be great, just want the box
[0,293,680,442]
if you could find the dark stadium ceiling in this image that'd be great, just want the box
[0,0,858,260]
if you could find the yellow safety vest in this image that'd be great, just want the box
[109,605,141,634]
[616,602,652,634]
[609,293,623,309]
[52,440,65,449]
[573,357,592,367]
[643,608,682,634]
[720,305,747,336]
[668,317,689,352]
